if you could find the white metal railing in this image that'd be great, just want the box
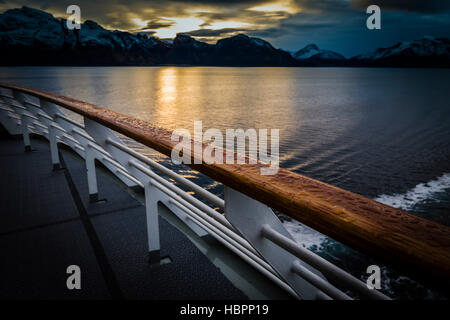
[0,86,392,300]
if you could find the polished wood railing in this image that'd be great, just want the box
[1,82,449,284]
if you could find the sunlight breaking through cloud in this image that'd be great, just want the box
[154,17,205,38]
[249,1,302,14]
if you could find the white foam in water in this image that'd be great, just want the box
[281,215,327,250]
[283,173,450,250]
[374,173,450,211]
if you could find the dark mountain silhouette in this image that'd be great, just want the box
[0,6,448,67]
[0,7,171,65]
[0,7,296,66]
[349,37,450,67]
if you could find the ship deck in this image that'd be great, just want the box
[0,130,252,299]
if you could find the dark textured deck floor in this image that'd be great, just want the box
[0,131,247,300]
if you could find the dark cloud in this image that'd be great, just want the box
[0,0,277,30]
[186,27,249,37]
[293,0,349,12]
[249,27,285,38]
[137,30,157,36]
[350,0,450,13]
[143,19,176,30]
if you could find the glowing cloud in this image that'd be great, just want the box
[206,21,250,30]
[132,17,148,28]
[249,1,301,14]
[153,17,204,38]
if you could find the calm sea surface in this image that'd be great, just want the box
[1,67,449,299]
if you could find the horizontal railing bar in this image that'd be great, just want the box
[87,142,113,158]
[133,168,258,258]
[55,113,85,128]
[7,114,21,121]
[73,143,85,152]
[106,138,225,209]
[21,112,39,121]
[28,125,47,136]
[129,159,233,230]
[2,101,27,110]
[169,200,277,276]
[316,292,332,300]
[114,169,144,188]
[291,261,352,300]
[168,198,259,258]
[31,121,48,130]
[71,128,96,143]
[101,155,131,174]
[186,214,299,299]
[261,224,390,300]
[2,82,449,283]
[62,134,83,146]
[24,101,41,109]
[0,105,14,112]
[50,123,68,133]
[37,112,54,121]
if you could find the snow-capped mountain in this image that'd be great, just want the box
[350,37,450,67]
[0,6,171,65]
[292,44,346,64]
[293,44,320,59]
[0,7,166,51]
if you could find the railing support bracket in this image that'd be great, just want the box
[224,186,328,300]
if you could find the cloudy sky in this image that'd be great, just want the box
[1,0,450,56]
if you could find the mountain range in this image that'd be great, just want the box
[0,6,449,67]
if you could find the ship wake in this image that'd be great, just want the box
[374,173,450,211]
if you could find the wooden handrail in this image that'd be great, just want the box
[1,82,449,284]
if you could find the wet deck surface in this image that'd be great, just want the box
[0,132,247,299]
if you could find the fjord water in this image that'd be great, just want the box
[1,67,449,299]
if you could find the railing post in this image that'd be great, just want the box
[20,114,31,152]
[144,182,161,264]
[12,90,34,151]
[48,124,60,170]
[85,145,99,203]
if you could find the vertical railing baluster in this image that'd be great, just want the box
[144,182,162,264]
[85,145,99,203]
[20,114,31,152]
[48,124,60,170]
